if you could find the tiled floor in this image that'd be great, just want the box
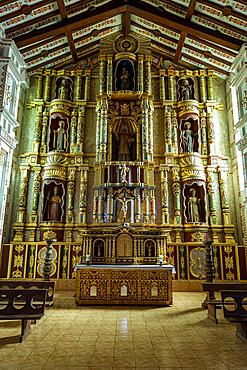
[0,291,246,369]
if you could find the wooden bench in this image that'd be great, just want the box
[221,290,247,342]
[202,282,247,323]
[0,288,46,342]
[0,279,55,306]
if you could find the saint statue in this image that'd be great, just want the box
[117,125,132,161]
[119,163,129,183]
[58,78,68,100]
[180,79,192,100]
[54,121,67,151]
[188,188,200,223]
[48,186,62,222]
[117,196,131,221]
[183,122,194,153]
[120,67,130,90]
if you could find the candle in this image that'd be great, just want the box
[86,255,90,264]
[159,255,163,264]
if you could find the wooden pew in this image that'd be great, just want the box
[0,288,46,342]
[202,282,247,323]
[221,290,247,342]
[0,279,55,306]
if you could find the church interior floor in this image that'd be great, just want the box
[0,291,246,370]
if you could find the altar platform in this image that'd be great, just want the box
[75,264,174,306]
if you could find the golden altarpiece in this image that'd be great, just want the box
[1,34,246,287]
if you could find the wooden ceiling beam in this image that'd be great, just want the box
[66,30,78,64]
[0,0,52,23]
[122,7,131,38]
[128,4,242,50]
[199,0,247,18]
[56,0,68,20]
[28,51,72,72]
[20,35,64,53]
[188,35,238,57]
[12,5,127,48]
[184,43,232,66]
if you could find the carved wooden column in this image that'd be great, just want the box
[16,167,30,224]
[41,109,49,153]
[99,98,108,162]
[107,55,112,93]
[79,168,88,223]
[207,73,214,100]
[70,109,77,153]
[207,168,217,225]
[167,71,176,101]
[218,168,231,225]
[97,190,104,222]
[33,105,43,152]
[160,71,165,101]
[43,70,51,101]
[136,126,141,161]
[106,189,113,222]
[135,189,141,223]
[200,111,208,155]
[67,168,76,223]
[172,168,181,224]
[145,57,152,95]
[138,55,144,92]
[161,167,169,224]
[36,71,43,99]
[148,100,154,161]
[84,70,91,101]
[92,191,98,223]
[142,98,149,161]
[171,110,178,153]
[30,167,42,223]
[75,73,83,100]
[150,189,156,223]
[199,72,207,102]
[77,107,85,153]
[206,106,215,154]
[143,191,150,223]
[99,57,106,95]
[164,106,172,152]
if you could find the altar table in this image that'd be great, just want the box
[75,264,174,306]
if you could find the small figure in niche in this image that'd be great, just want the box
[58,78,68,100]
[188,188,200,223]
[119,163,129,183]
[180,79,193,100]
[120,67,130,90]
[48,186,62,222]
[54,121,66,151]
[117,125,132,161]
[183,122,194,153]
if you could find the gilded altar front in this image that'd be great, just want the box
[75,265,173,305]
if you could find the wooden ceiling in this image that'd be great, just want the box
[1,0,246,76]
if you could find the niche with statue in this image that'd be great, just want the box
[183,183,206,223]
[180,118,199,153]
[47,115,69,152]
[55,76,73,100]
[177,77,194,101]
[112,118,137,161]
[115,59,135,91]
[42,181,65,223]
[93,239,105,257]
[144,240,156,257]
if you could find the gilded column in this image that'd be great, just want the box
[142,98,149,161]
[16,167,30,224]
[167,73,176,100]
[218,168,231,225]
[145,57,152,95]
[84,70,91,101]
[207,168,217,225]
[207,73,214,100]
[150,189,156,224]
[164,106,172,152]
[171,110,178,153]
[79,168,88,223]
[107,125,112,161]
[206,107,215,154]
[107,55,113,93]
[77,106,85,152]
[97,190,104,222]
[41,110,49,153]
[33,105,43,152]
[143,191,150,223]
[172,168,181,224]
[138,55,144,92]
[160,71,165,101]
[99,98,108,162]
[92,191,98,223]
[199,73,207,102]
[161,167,169,224]
[36,71,43,99]
[96,100,101,161]
[30,167,42,223]
[135,190,141,223]
[67,168,76,223]
[200,111,208,155]
[43,71,51,102]
[106,189,113,222]
[99,57,106,95]
[70,109,77,153]
[148,100,154,161]
[75,73,83,100]
[136,126,141,161]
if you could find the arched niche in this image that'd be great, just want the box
[180,118,199,153]
[42,181,65,222]
[55,76,73,100]
[47,114,69,153]
[144,239,156,257]
[177,77,194,101]
[183,183,206,223]
[112,117,137,161]
[115,59,135,91]
[93,239,105,257]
